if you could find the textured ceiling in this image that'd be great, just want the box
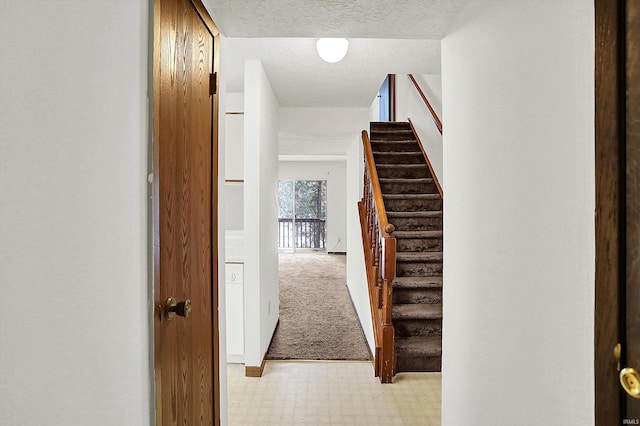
[207,0,467,154]
[206,0,469,39]
[224,38,441,107]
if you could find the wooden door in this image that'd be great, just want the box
[153,0,219,425]
[596,0,640,423]
[379,75,391,122]
[378,74,396,122]
[625,0,640,420]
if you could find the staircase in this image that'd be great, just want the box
[362,121,443,379]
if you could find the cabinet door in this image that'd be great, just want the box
[225,264,244,361]
[225,263,243,283]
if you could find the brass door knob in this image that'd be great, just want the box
[165,297,192,321]
[620,367,640,399]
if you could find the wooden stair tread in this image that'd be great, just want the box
[393,303,442,320]
[371,121,411,126]
[371,129,414,134]
[373,151,423,155]
[393,230,442,239]
[396,252,443,262]
[376,164,427,169]
[384,193,440,200]
[387,211,442,218]
[379,178,434,183]
[395,336,442,357]
[393,276,443,289]
[371,139,418,143]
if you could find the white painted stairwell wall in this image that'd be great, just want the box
[395,74,444,186]
[441,1,595,425]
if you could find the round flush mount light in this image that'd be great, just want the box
[316,38,349,63]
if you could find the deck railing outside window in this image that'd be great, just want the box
[278,218,326,249]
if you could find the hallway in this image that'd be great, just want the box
[267,252,370,360]
[227,361,441,425]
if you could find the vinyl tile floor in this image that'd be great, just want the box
[226,361,441,425]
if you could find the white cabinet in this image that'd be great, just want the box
[225,262,244,363]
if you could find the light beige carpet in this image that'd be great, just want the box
[266,252,372,360]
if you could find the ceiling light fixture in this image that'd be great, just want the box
[316,38,349,63]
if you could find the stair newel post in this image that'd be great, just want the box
[380,225,396,383]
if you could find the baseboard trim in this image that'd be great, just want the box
[245,354,267,377]
[328,251,347,255]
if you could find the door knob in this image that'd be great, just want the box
[165,297,192,320]
[621,368,640,399]
[615,343,640,399]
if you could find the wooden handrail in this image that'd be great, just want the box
[361,130,394,237]
[407,74,443,135]
[359,129,397,383]
[408,118,444,199]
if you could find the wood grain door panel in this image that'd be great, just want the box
[627,0,640,418]
[596,0,640,423]
[154,0,216,424]
[595,0,624,417]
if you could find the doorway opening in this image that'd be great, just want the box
[278,180,327,251]
[378,74,396,122]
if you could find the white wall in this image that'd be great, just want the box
[345,136,375,353]
[224,184,244,231]
[441,1,594,425]
[224,92,244,180]
[278,107,370,156]
[369,94,380,122]
[0,2,150,425]
[223,91,245,232]
[395,74,443,185]
[279,107,369,134]
[278,161,347,252]
[243,60,280,368]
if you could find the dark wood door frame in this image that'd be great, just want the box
[152,0,221,424]
[389,74,396,122]
[594,0,626,426]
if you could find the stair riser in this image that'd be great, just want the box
[397,237,442,252]
[390,217,443,231]
[381,181,436,194]
[384,197,442,211]
[394,319,442,337]
[377,166,430,179]
[374,153,425,165]
[370,122,411,132]
[393,288,442,305]
[371,141,422,152]
[370,131,415,141]
[396,261,443,277]
[396,356,441,373]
